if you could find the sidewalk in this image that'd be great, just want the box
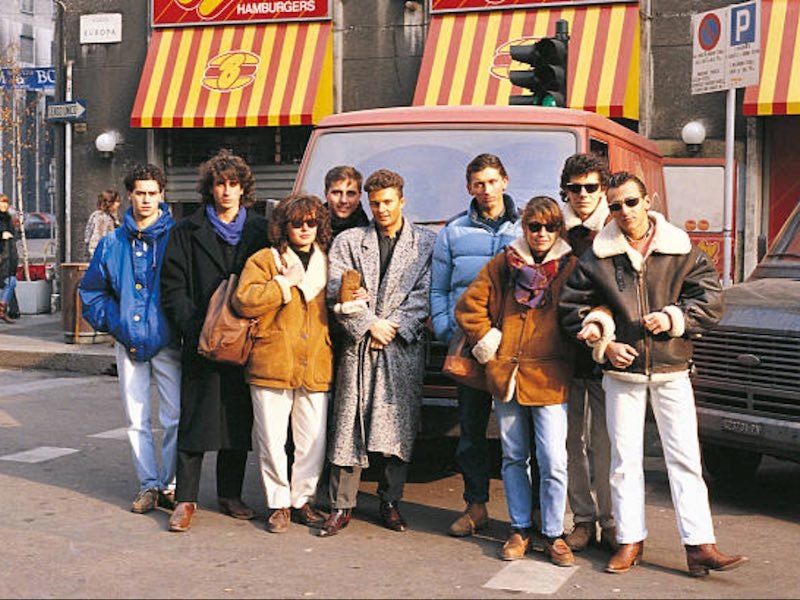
[0,311,115,374]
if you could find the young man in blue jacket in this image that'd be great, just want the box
[79,164,181,514]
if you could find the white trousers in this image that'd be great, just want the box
[603,373,716,545]
[250,385,328,509]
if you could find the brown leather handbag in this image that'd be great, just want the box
[197,273,257,366]
[442,329,488,391]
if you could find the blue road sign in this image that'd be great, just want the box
[46,100,87,122]
[730,2,757,46]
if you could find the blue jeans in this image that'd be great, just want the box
[0,275,16,304]
[456,384,493,504]
[494,398,568,537]
[116,344,181,491]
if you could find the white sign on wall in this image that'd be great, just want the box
[691,0,760,95]
[80,13,122,45]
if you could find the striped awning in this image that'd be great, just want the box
[743,0,800,116]
[413,3,639,119]
[131,21,333,128]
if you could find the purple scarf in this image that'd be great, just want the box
[505,246,563,309]
[205,204,246,246]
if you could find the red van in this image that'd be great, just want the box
[293,105,669,436]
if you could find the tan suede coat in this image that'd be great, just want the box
[455,237,577,406]
[233,245,333,392]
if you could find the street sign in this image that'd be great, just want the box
[692,0,760,95]
[46,100,87,122]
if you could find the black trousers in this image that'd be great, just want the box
[174,449,247,503]
[329,454,408,509]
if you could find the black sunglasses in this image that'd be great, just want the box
[527,221,561,233]
[608,197,642,212]
[289,218,318,229]
[565,182,601,194]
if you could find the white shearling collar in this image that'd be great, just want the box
[563,200,610,233]
[509,235,572,265]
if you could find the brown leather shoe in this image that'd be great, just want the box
[565,522,597,552]
[500,531,530,561]
[379,501,408,532]
[131,487,158,514]
[168,502,196,532]
[448,503,489,537]
[291,503,324,527]
[544,537,576,567]
[685,544,748,577]
[318,509,352,537]
[606,541,644,573]
[218,496,255,520]
[599,526,620,552]
[267,507,290,533]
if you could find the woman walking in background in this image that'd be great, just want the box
[233,194,333,533]
[85,189,121,259]
[0,194,18,324]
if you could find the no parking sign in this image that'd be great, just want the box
[691,0,760,94]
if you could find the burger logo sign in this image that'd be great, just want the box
[202,50,260,92]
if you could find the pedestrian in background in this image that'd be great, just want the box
[456,195,577,567]
[0,194,18,324]
[84,189,121,260]
[430,153,522,538]
[79,164,180,514]
[233,194,333,534]
[319,169,435,537]
[558,153,617,553]
[161,149,269,533]
[560,171,747,577]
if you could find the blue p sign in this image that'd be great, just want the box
[730,3,756,45]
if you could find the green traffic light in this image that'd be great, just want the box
[540,94,558,107]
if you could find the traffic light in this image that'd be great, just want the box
[508,20,569,107]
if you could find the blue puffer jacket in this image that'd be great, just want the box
[79,203,175,361]
[431,194,520,343]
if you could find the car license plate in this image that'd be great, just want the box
[720,418,762,436]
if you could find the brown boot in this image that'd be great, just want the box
[168,502,196,532]
[0,302,15,324]
[685,544,748,577]
[448,502,489,537]
[565,522,596,552]
[606,541,644,574]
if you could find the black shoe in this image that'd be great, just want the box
[291,503,325,527]
[379,501,407,532]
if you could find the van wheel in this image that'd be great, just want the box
[702,443,762,481]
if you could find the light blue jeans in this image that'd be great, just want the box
[494,397,568,538]
[116,344,181,491]
[1,275,16,304]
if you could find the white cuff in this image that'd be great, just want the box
[662,305,686,338]
[583,309,616,364]
[471,327,501,365]
[274,275,293,304]
[333,299,368,315]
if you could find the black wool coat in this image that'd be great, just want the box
[161,206,269,452]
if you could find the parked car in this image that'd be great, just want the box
[293,105,670,438]
[692,201,800,480]
[23,212,56,239]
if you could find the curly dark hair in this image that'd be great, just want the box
[96,189,121,213]
[521,195,565,238]
[268,194,332,258]
[559,153,610,201]
[123,164,165,193]
[196,149,256,208]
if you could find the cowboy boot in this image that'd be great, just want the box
[685,544,748,577]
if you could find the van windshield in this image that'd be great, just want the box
[296,128,578,225]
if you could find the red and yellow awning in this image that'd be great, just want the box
[413,3,639,119]
[131,21,333,128]
[743,0,800,116]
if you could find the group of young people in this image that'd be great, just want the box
[78,148,747,579]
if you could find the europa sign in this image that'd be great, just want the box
[152,0,331,26]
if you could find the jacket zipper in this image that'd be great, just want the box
[636,266,651,376]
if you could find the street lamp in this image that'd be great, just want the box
[681,121,706,154]
[95,131,117,158]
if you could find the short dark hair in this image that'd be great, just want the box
[196,149,256,208]
[324,165,363,193]
[607,171,648,198]
[364,169,404,197]
[269,193,332,256]
[123,164,166,193]
[521,196,565,238]
[466,153,508,184]
[559,153,610,200]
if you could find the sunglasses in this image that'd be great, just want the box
[289,218,318,229]
[527,221,561,233]
[608,197,642,212]
[565,182,601,194]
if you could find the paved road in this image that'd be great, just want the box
[0,367,798,599]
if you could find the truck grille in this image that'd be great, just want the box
[692,329,800,419]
